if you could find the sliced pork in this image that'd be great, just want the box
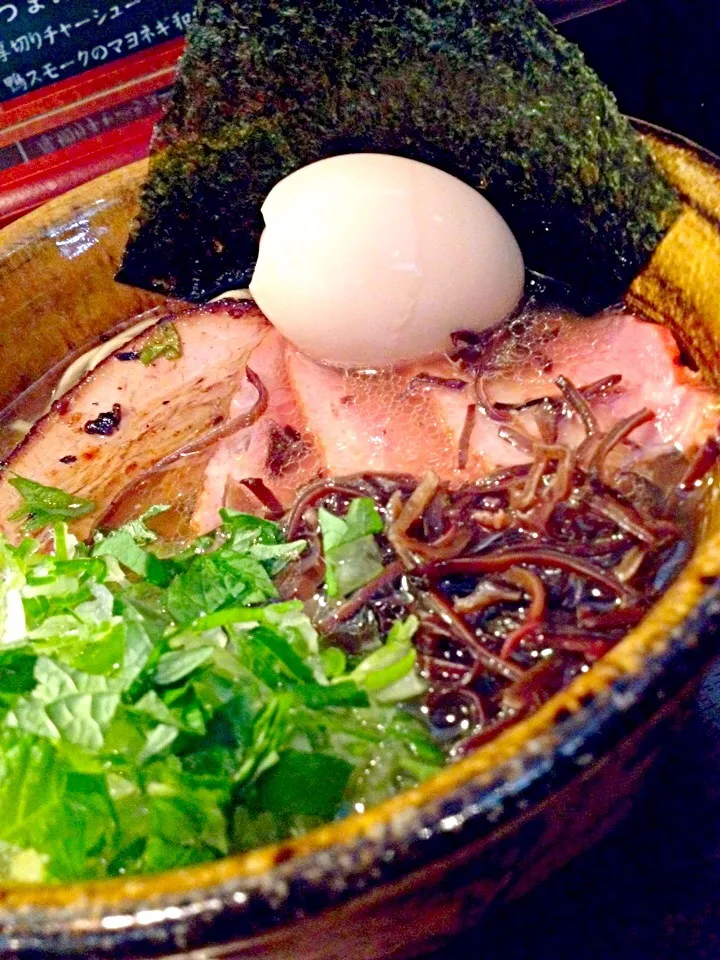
[0,304,715,542]
[192,329,322,530]
[0,302,268,541]
[438,310,717,466]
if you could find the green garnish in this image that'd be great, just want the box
[139,323,182,366]
[8,476,95,533]
[350,616,427,704]
[318,498,384,598]
[0,504,441,882]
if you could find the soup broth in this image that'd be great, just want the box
[0,282,716,883]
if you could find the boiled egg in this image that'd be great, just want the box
[249,154,524,369]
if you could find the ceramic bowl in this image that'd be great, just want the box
[0,122,720,959]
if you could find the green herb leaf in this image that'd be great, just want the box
[219,509,284,544]
[118,605,154,688]
[251,625,315,684]
[318,498,384,598]
[233,695,290,789]
[0,733,66,843]
[0,538,28,645]
[8,476,95,533]
[52,523,78,562]
[0,648,37,695]
[315,508,346,554]
[5,658,120,751]
[133,690,176,724]
[248,540,308,576]
[166,553,276,626]
[155,646,215,686]
[294,680,368,709]
[350,616,426,703]
[0,732,115,881]
[318,498,383,552]
[25,583,126,676]
[112,505,170,544]
[0,486,443,882]
[254,749,352,819]
[320,646,347,679]
[327,536,384,599]
[139,323,182,366]
[140,768,228,871]
[93,530,172,586]
[343,498,384,541]
[138,724,178,765]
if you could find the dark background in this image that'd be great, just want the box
[447,659,720,959]
[562,0,720,157]
[439,3,720,956]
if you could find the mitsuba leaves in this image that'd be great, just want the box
[139,323,182,366]
[0,503,440,883]
[254,749,352,819]
[0,731,115,882]
[6,658,120,751]
[8,476,95,533]
[166,552,276,625]
[318,498,384,598]
[93,531,173,586]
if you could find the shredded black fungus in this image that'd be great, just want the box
[238,477,285,519]
[279,375,715,756]
[99,355,714,760]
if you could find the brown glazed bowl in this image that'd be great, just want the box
[1,121,720,959]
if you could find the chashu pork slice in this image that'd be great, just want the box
[284,348,463,480]
[192,341,471,533]
[436,311,719,465]
[192,328,322,532]
[2,303,716,544]
[192,310,719,534]
[0,302,269,542]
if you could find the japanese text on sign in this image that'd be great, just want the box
[0,0,193,102]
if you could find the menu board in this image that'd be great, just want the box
[0,0,194,103]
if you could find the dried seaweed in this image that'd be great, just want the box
[118,0,680,304]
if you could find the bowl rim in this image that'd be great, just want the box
[0,118,719,957]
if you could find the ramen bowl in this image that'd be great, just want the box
[0,122,719,959]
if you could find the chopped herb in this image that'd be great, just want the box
[154,647,215,685]
[6,657,120,751]
[8,476,95,533]
[253,750,352,820]
[139,323,182,366]
[137,723,178,765]
[0,502,440,882]
[115,504,170,544]
[318,498,384,598]
[350,617,427,704]
[321,646,347,679]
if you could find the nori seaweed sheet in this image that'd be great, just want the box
[118,0,681,306]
